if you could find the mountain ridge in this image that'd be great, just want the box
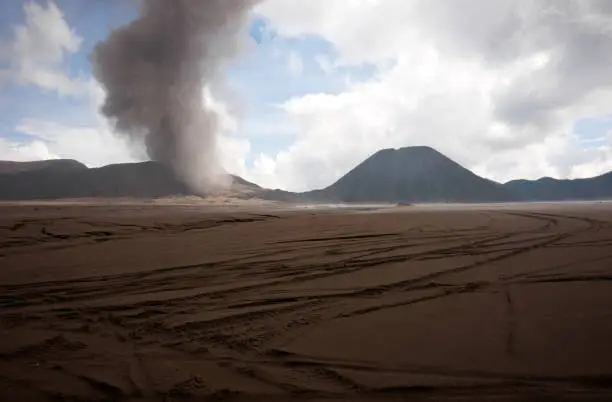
[504,171,612,201]
[1,146,612,202]
[0,160,260,200]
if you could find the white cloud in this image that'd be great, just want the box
[0,138,59,161]
[14,118,138,167]
[1,1,86,95]
[314,54,333,75]
[203,86,253,177]
[250,0,612,191]
[286,51,304,76]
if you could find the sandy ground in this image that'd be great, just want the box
[1,201,612,401]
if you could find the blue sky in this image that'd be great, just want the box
[2,1,612,190]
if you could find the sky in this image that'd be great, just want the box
[1,0,612,191]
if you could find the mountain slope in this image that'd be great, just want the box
[504,172,612,201]
[0,161,259,200]
[305,146,515,203]
[0,159,87,175]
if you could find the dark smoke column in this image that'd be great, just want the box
[92,0,258,194]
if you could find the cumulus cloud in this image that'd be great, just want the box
[252,0,612,191]
[0,1,87,95]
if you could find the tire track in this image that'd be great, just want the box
[2,206,612,399]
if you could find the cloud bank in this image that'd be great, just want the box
[251,0,612,190]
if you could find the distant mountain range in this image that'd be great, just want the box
[1,146,612,202]
[504,173,612,201]
[0,159,260,200]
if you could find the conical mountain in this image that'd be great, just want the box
[310,146,514,203]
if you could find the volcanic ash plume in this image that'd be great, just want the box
[91,0,258,193]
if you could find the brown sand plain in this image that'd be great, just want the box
[1,201,612,401]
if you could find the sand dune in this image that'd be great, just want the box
[1,202,612,401]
